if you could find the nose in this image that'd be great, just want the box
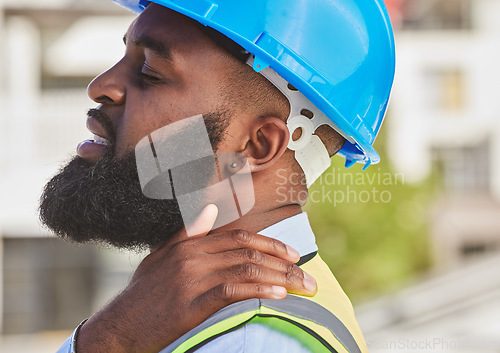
[87,64,125,105]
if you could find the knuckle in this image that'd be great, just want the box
[241,263,261,281]
[217,283,236,301]
[284,271,297,286]
[286,262,299,275]
[231,229,251,246]
[245,249,263,264]
[254,284,266,296]
[178,255,195,272]
[270,238,286,254]
[170,240,197,260]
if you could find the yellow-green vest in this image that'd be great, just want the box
[166,254,368,353]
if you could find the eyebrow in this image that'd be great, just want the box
[123,33,173,61]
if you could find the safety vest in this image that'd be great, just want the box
[165,254,368,353]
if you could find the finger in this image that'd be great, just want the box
[206,249,306,279]
[213,264,317,296]
[161,204,219,249]
[185,204,218,237]
[193,283,288,314]
[198,229,301,264]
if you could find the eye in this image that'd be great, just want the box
[139,71,160,82]
[139,63,161,83]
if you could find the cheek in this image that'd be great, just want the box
[115,92,205,156]
[114,101,175,156]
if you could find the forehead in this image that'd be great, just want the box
[126,3,216,58]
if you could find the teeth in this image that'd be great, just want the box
[93,134,109,145]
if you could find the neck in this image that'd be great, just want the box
[215,204,302,235]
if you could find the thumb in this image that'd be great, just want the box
[153,205,219,252]
[185,204,219,237]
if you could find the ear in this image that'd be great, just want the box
[243,117,290,172]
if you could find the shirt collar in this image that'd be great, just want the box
[258,212,318,257]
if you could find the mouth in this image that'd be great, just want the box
[92,134,110,146]
[77,111,114,162]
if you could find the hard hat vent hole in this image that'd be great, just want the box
[300,109,314,119]
[287,83,298,91]
[292,127,303,142]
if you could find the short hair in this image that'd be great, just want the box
[218,54,346,158]
[197,22,346,163]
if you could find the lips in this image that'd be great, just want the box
[86,113,112,141]
[77,112,113,162]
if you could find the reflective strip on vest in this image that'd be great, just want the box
[163,295,361,353]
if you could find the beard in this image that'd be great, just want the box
[39,111,230,250]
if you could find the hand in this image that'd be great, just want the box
[77,205,317,353]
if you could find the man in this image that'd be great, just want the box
[46,0,395,352]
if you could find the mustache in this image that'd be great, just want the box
[87,108,116,145]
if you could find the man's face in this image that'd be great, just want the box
[80,4,232,161]
[40,4,238,249]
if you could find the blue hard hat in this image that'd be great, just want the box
[112,0,396,169]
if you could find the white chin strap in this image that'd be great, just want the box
[247,58,341,188]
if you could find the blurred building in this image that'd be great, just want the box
[357,253,500,353]
[0,0,139,350]
[387,0,500,269]
[356,1,500,351]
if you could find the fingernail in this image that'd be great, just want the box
[286,245,300,262]
[303,273,317,292]
[272,286,287,298]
